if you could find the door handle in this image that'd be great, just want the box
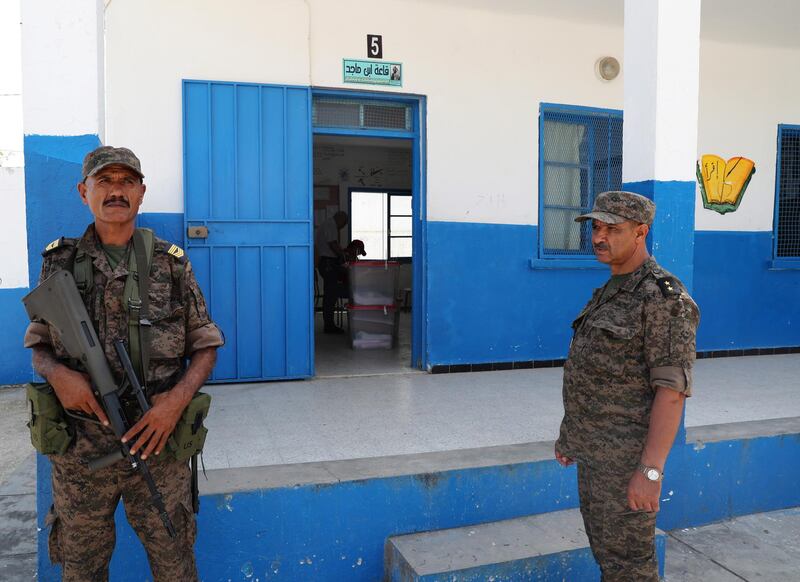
[187,226,208,239]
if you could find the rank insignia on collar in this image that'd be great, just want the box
[167,244,185,259]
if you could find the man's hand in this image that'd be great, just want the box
[122,347,216,460]
[555,447,574,467]
[48,364,109,426]
[627,471,661,512]
[122,390,186,460]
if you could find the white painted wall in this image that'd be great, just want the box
[695,40,800,231]
[303,0,623,226]
[21,0,103,136]
[1,0,27,288]
[104,0,311,213]
[105,0,623,222]
[101,0,800,232]
[313,141,412,209]
[0,168,28,288]
[623,0,700,184]
[0,0,24,167]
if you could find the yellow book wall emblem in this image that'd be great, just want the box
[696,154,755,214]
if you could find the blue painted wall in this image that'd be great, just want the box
[5,214,799,384]
[426,221,607,366]
[424,221,800,367]
[0,288,33,383]
[0,132,185,386]
[694,230,800,350]
[35,454,577,581]
[624,180,696,291]
[24,135,100,288]
[7,135,797,382]
[36,430,800,581]
[0,212,184,387]
[0,134,101,387]
[23,135,184,290]
[137,212,184,245]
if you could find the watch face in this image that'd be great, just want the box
[646,468,660,481]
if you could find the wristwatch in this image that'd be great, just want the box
[637,463,664,482]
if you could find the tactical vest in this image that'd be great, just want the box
[71,228,155,386]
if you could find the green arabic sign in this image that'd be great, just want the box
[343,59,402,87]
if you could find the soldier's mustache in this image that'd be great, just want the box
[594,244,609,251]
[104,197,129,207]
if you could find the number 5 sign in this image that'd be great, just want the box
[367,34,383,59]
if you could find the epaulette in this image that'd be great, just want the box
[655,276,681,298]
[165,243,186,262]
[42,237,76,256]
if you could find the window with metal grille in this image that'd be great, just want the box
[775,125,800,258]
[538,104,623,258]
[313,97,411,131]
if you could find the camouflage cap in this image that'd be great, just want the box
[81,146,144,180]
[575,191,655,225]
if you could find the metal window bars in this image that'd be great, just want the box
[540,106,623,257]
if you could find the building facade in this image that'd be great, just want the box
[2,0,799,384]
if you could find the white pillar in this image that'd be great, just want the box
[21,0,105,138]
[21,0,105,288]
[0,0,27,289]
[21,3,106,577]
[623,0,701,290]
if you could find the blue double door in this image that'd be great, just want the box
[183,81,313,381]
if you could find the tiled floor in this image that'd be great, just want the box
[665,507,800,581]
[314,310,415,378]
[2,354,799,580]
[202,354,800,470]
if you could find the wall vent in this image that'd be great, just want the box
[313,98,411,131]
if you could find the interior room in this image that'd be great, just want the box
[312,134,415,377]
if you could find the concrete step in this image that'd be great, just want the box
[385,508,666,582]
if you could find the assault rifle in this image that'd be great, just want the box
[23,270,176,538]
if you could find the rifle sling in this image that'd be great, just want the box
[130,229,152,388]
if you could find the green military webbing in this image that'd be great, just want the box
[126,229,155,386]
[72,228,155,386]
[73,247,94,297]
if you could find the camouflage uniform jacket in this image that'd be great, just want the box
[556,257,700,470]
[24,224,224,395]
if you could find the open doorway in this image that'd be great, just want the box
[313,134,415,376]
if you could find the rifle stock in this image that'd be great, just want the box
[23,270,117,395]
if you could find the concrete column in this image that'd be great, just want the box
[20,3,105,580]
[21,0,104,286]
[623,0,700,291]
[0,0,33,384]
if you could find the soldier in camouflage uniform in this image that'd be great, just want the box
[555,191,700,581]
[24,146,224,582]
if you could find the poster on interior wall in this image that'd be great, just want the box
[343,59,402,87]
[696,154,756,214]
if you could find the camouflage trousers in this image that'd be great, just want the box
[577,463,659,582]
[47,419,198,582]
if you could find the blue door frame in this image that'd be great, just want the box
[312,89,428,370]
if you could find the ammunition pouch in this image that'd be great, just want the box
[167,392,211,461]
[26,383,74,455]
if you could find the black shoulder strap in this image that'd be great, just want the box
[57,238,93,298]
